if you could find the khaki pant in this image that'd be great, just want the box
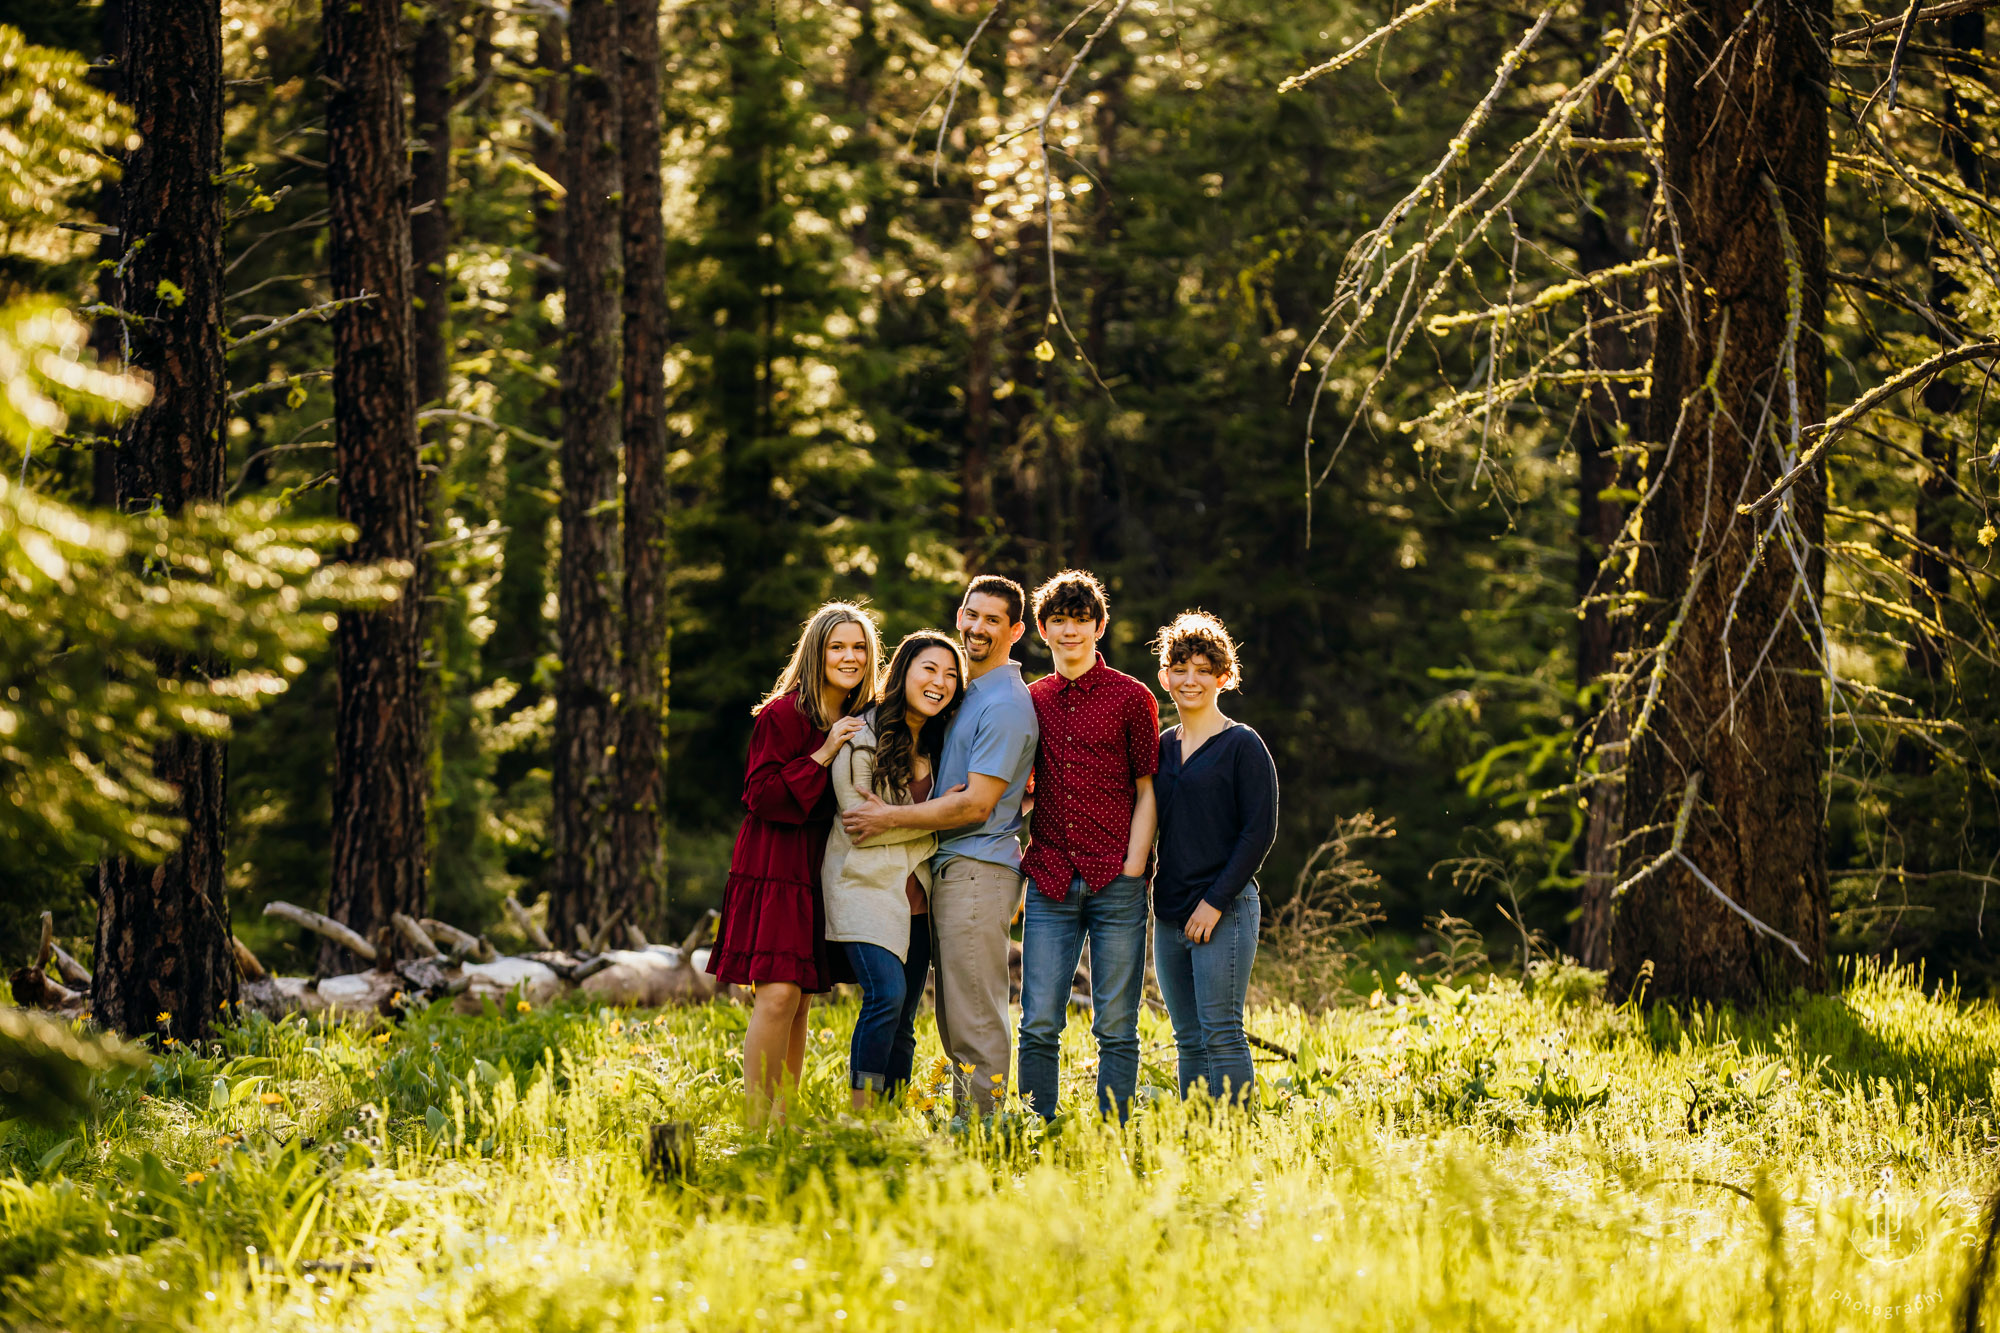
[929,856,1022,1114]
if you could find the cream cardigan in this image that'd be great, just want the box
[822,721,937,962]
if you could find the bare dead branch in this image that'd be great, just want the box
[1740,339,2000,516]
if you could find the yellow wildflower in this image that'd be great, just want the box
[373,1032,391,1044]
[959,1062,975,1074]
[156,1012,172,1025]
[162,1037,178,1047]
[1032,339,1056,362]
[517,1000,532,1013]
[1980,522,1997,548]
[1368,989,1385,1010]
[260,1092,284,1106]
[184,1171,205,1185]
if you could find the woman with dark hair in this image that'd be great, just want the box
[708,601,881,1126]
[823,630,967,1108]
[1150,611,1279,1106]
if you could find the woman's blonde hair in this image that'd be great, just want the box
[758,601,882,730]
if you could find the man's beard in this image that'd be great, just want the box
[962,631,995,663]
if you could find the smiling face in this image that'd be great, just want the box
[957,591,1022,666]
[822,620,872,701]
[1159,652,1224,714]
[1038,610,1105,671]
[903,645,962,721]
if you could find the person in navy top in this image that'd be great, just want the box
[1150,611,1278,1105]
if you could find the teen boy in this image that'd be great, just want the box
[841,575,1038,1115]
[1017,569,1159,1120]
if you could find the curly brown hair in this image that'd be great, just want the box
[1152,610,1241,688]
[1031,568,1109,627]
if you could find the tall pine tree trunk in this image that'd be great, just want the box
[96,0,236,1041]
[550,0,624,942]
[1610,0,1830,1001]
[613,0,670,929]
[412,6,452,435]
[325,0,429,973]
[1568,0,1647,970]
[88,0,126,511]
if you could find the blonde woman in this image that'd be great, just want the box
[708,601,881,1125]
[823,630,967,1109]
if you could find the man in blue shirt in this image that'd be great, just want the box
[842,575,1038,1114]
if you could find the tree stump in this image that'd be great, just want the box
[645,1121,695,1184]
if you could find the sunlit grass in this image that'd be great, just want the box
[1,958,1993,1330]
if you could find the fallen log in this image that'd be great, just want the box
[505,895,554,951]
[231,936,268,982]
[390,912,446,962]
[420,918,497,964]
[263,902,377,963]
[42,915,92,989]
[9,916,82,1012]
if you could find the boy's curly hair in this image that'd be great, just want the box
[1031,569,1109,627]
[1152,610,1241,688]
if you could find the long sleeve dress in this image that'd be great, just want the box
[706,690,847,993]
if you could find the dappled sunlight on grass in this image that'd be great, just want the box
[0,959,1991,1329]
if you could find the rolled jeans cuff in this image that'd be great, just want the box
[851,1070,889,1093]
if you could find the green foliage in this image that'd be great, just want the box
[0,1006,145,1127]
[0,23,125,276]
[0,470,397,866]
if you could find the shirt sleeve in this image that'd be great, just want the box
[967,700,1036,783]
[1203,729,1279,912]
[1126,684,1162,778]
[741,697,831,825]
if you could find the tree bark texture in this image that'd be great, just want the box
[613,0,670,930]
[1568,0,1648,970]
[551,0,624,940]
[411,5,453,429]
[96,0,237,1041]
[88,0,126,510]
[1610,0,1831,1001]
[325,0,430,974]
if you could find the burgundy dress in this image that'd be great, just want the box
[706,691,846,993]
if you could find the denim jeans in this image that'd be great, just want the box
[843,927,932,1094]
[1153,886,1259,1104]
[1018,873,1149,1121]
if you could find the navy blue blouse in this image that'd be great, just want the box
[1151,721,1279,927]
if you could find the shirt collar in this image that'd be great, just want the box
[1054,652,1110,692]
[968,659,1022,695]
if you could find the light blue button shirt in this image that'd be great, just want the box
[933,660,1039,872]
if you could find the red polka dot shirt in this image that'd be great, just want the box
[1023,652,1161,902]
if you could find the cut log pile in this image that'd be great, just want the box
[8,901,741,1023]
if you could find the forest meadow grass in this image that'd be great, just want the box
[1,959,1994,1331]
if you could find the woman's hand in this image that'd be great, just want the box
[813,714,866,765]
[1183,901,1223,944]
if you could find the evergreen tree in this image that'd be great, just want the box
[613,0,671,928]
[93,0,237,1039]
[550,0,624,940]
[325,0,430,970]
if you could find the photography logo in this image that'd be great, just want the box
[1849,1172,1926,1267]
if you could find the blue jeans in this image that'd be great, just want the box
[1153,886,1259,1104]
[1018,873,1149,1121]
[843,927,932,1094]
